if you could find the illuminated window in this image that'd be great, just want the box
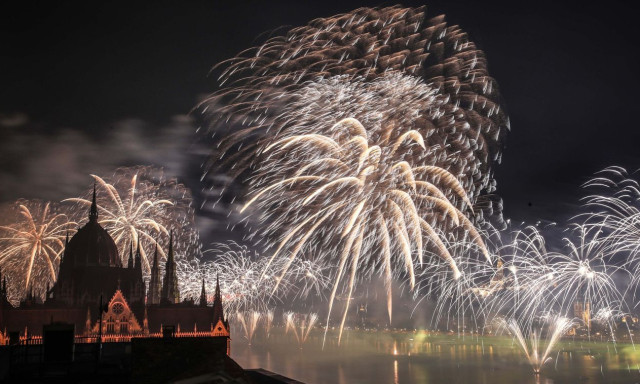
[106,317,115,333]
[120,318,129,334]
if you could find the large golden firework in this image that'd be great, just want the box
[202,6,508,340]
[0,200,77,302]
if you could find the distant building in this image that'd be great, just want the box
[0,189,230,352]
[574,300,591,330]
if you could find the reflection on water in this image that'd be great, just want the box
[230,328,640,384]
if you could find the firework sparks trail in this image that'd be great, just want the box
[187,241,331,313]
[580,166,640,300]
[263,309,274,339]
[489,225,623,330]
[417,223,625,334]
[495,316,576,375]
[284,257,332,300]
[413,227,497,333]
[200,6,508,341]
[592,307,627,346]
[284,311,319,348]
[0,200,77,303]
[63,167,201,276]
[546,225,624,329]
[235,311,261,344]
[203,242,282,313]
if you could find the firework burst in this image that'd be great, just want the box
[196,242,285,313]
[580,166,640,298]
[64,167,201,275]
[201,6,508,341]
[0,200,77,302]
[187,241,332,313]
[414,225,498,332]
[486,225,620,330]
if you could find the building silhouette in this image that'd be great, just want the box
[0,189,230,351]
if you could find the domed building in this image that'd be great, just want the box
[0,189,230,352]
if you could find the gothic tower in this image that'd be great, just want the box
[212,274,224,323]
[147,244,161,305]
[134,243,145,301]
[161,232,180,304]
[199,278,207,307]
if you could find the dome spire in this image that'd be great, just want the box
[89,183,98,223]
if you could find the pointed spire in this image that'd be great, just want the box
[215,273,221,299]
[212,272,224,322]
[135,242,143,271]
[152,242,158,268]
[134,242,144,298]
[127,244,134,269]
[167,231,174,263]
[148,242,161,305]
[199,278,207,307]
[161,231,179,304]
[89,183,98,222]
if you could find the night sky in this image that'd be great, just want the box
[2,0,639,237]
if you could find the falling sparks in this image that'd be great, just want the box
[284,311,319,348]
[496,316,576,374]
[236,311,262,345]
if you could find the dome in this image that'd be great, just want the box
[63,186,121,268]
[65,220,121,267]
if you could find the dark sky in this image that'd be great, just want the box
[2,0,640,228]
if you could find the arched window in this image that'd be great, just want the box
[106,316,115,333]
[120,317,129,333]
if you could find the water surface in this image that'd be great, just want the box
[231,329,640,384]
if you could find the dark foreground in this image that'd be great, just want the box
[0,336,302,383]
